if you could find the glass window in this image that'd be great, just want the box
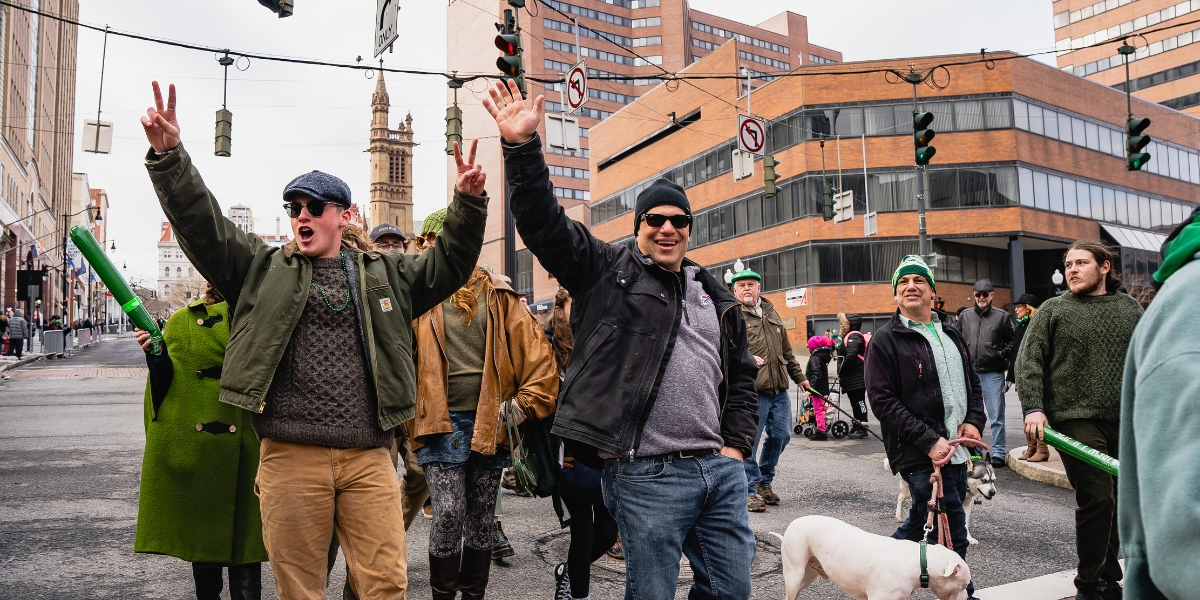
[842,244,872,282]
[779,250,795,289]
[1103,187,1116,221]
[1169,147,1181,179]
[954,100,984,130]
[835,108,864,137]
[705,152,718,181]
[872,240,918,282]
[1076,183,1092,218]
[928,170,959,208]
[1048,175,1064,212]
[1013,99,1029,130]
[871,171,917,211]
[1043,108,1059,138]
[746,195,762,231]
[763,253,780,291]
[1072,118,1086,145]
[719,205,734,240]
[1151,198,1163,228]
[1115,190,1129,225]
[1058,113,1073,143]
[1018,168,1034,207]
[944,247,963,282]
[1085,122,1100,151]
[807,110,833,139]
[815,245,841,283]
[669,167,684,187]
[693,212,708,246]
[1028,103,1044,135]
[1063,178,1078,215]
[983,98,1012,128]
[865,106,895,135]
[778,188,795,222]
[1110,130,1124,157]
[684,162,696,187]
[1098,125,1112,154]
[894,105,914,135]
[763,189,778,225]
[1139,196,1151,228]
[794,247,810,286]
[927,102,955,132]
[734,201,747,235]
[962,245,977,282]
[991,167,1019,205]
[770,121,790,153]
[1033,171,1050,210]
[1090,184,1104,219]
[708,207,722,242]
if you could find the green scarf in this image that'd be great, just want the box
[1153,220,1200,285]
[1017,315,1029,325]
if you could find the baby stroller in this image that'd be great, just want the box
[793,378,852,439]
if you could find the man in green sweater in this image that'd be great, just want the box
[1119,206,1200,600]
[1016,239,1143,600]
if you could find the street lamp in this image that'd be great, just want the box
[1052,269,1065,296]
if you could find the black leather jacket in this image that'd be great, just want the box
[866,309,987,475]
[956,304,1015,373]
[503,135,759,463]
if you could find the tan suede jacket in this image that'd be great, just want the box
[411,274,559,455]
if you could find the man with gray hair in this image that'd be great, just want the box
[5,309,29,358]
[956,279,1014,468]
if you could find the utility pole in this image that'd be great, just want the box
[904,64,930,258]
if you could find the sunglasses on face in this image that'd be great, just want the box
[641,213,692,229]
[974,292,992,298]
[283,199,342,218]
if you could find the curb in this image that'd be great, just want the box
[0,354,46,373]
[1007,446,1072,490]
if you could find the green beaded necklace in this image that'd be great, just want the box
[311,251,351,312]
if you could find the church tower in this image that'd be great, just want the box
[368,66,416,235]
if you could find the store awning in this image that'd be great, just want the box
[1101,223,1167,253]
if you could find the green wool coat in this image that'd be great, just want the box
[134,300,267,565]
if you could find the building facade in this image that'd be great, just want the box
[368,70,416,236]
[156,222,207,309]
[446,0,840,303]
[0,1,79,322]
[228,204,254,233]
[590,42,1200,345]
[1055,0,1200,115]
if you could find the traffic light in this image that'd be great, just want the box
[495,10,526,97]
[1126,117,1151,171]
[763,154,779,197]
[914,111,936,166]
[256,0,293,17]
[821,182,835,221]
[833,191,854,223]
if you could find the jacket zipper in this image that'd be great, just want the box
[628,271,682,460]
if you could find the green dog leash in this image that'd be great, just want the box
[919,540,929,588]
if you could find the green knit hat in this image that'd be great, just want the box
[892,254,936,294]
[421,208,447,235]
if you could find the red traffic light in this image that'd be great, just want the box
[495,34,517,55]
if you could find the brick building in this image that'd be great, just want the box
[589,42,1200,344]
[446,0,840,305]
[1055,0,1200,115]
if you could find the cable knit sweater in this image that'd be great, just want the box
[253,255,391,448]
[1014,290,1143,424]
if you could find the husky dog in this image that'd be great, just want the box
[887,454,998,545]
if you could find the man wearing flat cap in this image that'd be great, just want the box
[141,81,489,598]
[956,279,1015,468]
[482,80,759,599]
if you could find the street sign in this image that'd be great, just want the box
[374,0,399,57]
[737,114,766,155]
[82,120,113,154]
[785,287,809,308]
[566,60,588,115]
[732,149,754,180]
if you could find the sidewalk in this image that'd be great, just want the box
[1007,445,1072,490]
[976,560,1123,600]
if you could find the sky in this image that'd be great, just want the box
[72,0,1055,284]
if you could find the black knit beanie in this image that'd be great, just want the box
[634,178,691,235]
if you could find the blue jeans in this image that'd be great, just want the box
[893,464,975,596]
[603,452,755,600]
[743,390,792,495]
[977,371,1006,459]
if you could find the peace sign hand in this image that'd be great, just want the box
[482,79,544,144]
[140,81,181,153]
[453,139,486,197]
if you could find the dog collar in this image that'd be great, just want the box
[919,541,929,588]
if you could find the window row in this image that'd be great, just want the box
[546,145,589,158]
[1054,0,1135,28]
[545,59,657,86]
[1162,90,1200,111]
[590,143,735,224]
[1118,247,1162,288]
[545,1,632,27]
[631,17,660,28]
[690,21,789,55]
[632,36,661,47]
[591,88,636,104]
[1057,0,1192,50]
[548,165,590,179]
[1014,98,1200,185]
[554,186,591,201]
[545,100,613,120]
[738,50,789,71]
[1069,25,1200,77]
[1017,167,1192,232]
[595,0,659,8]
[544,19,633,46]
[808,54,836,65]
[1114,57,1200,93]
[692,38,720,51]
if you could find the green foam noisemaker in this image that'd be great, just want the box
[1043,425,1119,477]
[69,225,164,354]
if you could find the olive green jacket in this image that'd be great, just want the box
[145,144,487,431]
[741,297,806,393]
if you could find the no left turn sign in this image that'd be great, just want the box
[738,114,766,155]
[566,60,588,115]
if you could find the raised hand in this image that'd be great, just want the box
[482,79,544,144]
[453,139,486,196]
[140,81,180,153]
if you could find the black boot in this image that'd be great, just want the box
[460,545,494,600]
[429,552,462,600]
[491,521,515,560]
[228,563,262,600]
[191,564,223,600]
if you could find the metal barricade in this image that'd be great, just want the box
[43,330,64,357]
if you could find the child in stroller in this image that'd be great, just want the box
[802,335,835,441]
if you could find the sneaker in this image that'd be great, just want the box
[606,536,624,560]
[747,494,767,512]
[553,562,571,600]
[492,521,515,560]
[847,424,869,439]
[422,502,433,520]
[757,483,780,505]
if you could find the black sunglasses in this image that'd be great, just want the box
[641,213,692,229]
[974,291,992,297]
[283,199,343,218]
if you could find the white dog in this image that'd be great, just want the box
[888,456,998,544]
[771,515,971,600]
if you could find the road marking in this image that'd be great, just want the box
[975,560,1123,600]
[7,367,148,379]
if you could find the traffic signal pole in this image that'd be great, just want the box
[908,72,929,258]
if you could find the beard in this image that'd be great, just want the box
[1069,270,1105,296]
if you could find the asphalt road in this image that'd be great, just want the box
[0,338,1078,599]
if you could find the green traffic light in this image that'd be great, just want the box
[763,154,779,197]
[1127,152,1151,171]
[821,182,834,221]
[916,146,936,166]
[1125,117,1152,171]
[913,111,936,166]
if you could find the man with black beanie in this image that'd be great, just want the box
[482,80,759,600]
